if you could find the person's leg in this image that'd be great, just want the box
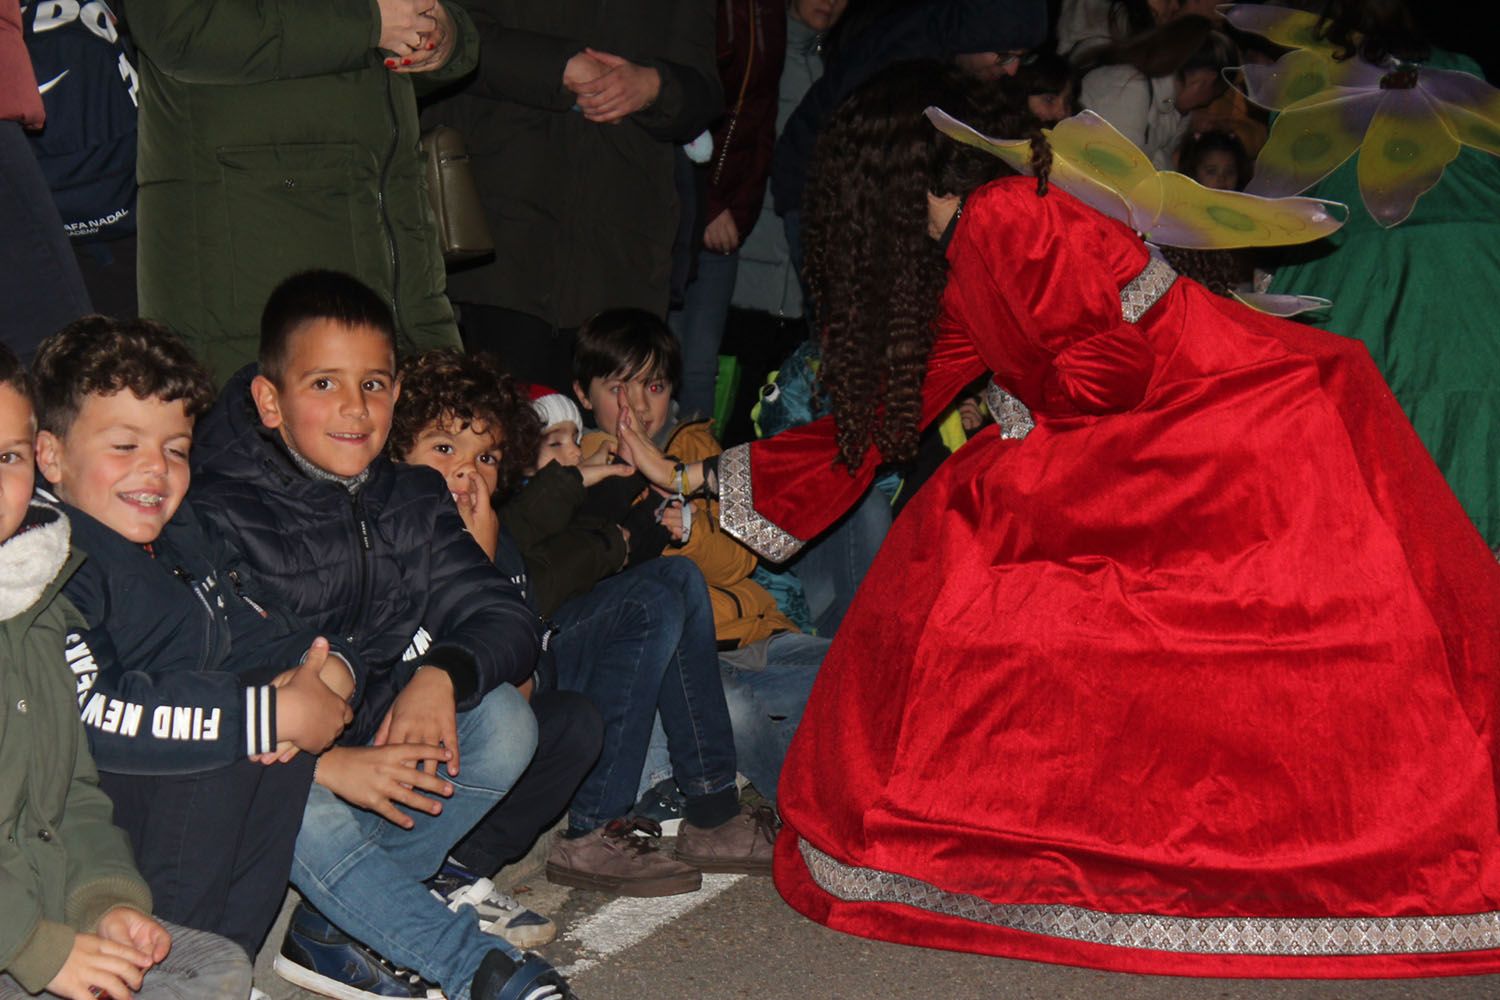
[0,121,92,362]
[450,690,603,873]
[668,249,740,422]
[719,631,828,804]
[458,302,577,394]
[290,685,538,999]
[790,485,892,637]
[133,921,254,1000]
[98,758,308,957]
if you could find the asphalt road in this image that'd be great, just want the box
[255,873,1500,1000]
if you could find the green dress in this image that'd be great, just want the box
[1267,50,1500,549]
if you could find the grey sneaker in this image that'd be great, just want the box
[546,818,702,897]
[674,804,778,875]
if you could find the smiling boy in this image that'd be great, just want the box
[190,271,576,1000]
[29,317,355,959]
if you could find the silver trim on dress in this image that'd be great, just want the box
[717,443,806,562]
[982,382,1035,440]
[1121,255,1178,323]
[800,839,1500,956]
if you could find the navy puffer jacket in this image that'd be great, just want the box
[190,365,540,745]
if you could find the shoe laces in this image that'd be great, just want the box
[603,815,667,854]
[747,804,780,844]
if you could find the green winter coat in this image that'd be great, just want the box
[1,504,152,994]
[129,0,479,383]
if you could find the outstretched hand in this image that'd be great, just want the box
[614,409,674,490]
[315,744,454,829]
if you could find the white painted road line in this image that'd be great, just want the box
[558,874,746,975]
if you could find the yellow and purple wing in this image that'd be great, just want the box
[1232,291,1334,317]
[1219,4,1337,53]
[1237,48,1384,112]
[1141,172,1347,248]
[1243,90,1384,198]
[1357,87,1461,227]
[1421,66,1500,158]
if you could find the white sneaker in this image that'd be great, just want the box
[427,872,557,949]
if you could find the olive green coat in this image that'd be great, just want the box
[129,0,479,382]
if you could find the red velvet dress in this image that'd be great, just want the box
[717,177,1500,977]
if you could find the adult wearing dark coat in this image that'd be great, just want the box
[425,0,722,392]
[769,0,1049,230]
[127,0,479,383]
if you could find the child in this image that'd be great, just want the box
[1177,129,1251,191]
[0,342,252,1000]
[29,317,356,959]
[189,271,575,1000]
[576,309,829,807]
[394,350,774,895]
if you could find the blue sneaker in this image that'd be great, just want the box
[274,902,442,1000]
[426,862,557,949]
[472,950,576,1000]
[628,778,686,837]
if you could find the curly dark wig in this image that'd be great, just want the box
[391,349,540,502]
[32,316,217,435]
[1159,246,1256,297]
[804,60,1050,469]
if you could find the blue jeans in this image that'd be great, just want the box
[668,248,741,422]
[640,630,827,805]
[291,685,537,1000]
[791,486,892,637]
[552,558,737,830]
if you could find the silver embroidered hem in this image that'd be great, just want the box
[982,382,1035,440]
[800,839,1500,956]
[1121,256,1177,323]
[717,443,806,562]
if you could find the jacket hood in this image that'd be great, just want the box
[0,500,76,622]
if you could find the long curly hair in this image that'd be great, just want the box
[390,349,540,502]
[804,60,1049,469]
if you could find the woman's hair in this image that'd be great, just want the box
[1014,50,1076,99]
[804,60,1047,469]
[1177,129,1252,189]
[1089,15,1236,80]
[390,349,540,502]
[1313,0,1429,66]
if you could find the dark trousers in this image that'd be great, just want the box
[0,121,92,362]
[458,302,578,395]
[450,689,602,873]
[99,754,316,957]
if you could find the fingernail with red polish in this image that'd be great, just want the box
[402,58,412,65]
[385,58,396,67]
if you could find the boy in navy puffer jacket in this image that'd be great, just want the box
[29,318,355,960]
[190,270,576,1000]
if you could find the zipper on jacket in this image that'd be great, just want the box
[379,71,402,339]
[340,492,373,646]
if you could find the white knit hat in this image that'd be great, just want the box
[527,384,583,443]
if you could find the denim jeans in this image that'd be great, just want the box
[790,486,892,638]
[551,558,737,831]
[668,249,741,422]
[290,684,537,1000]
[0,920,251,1000]
[640,630,827,805]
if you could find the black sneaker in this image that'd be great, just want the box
[274,901,442,999]
[628,778,686,836]
[471,950,577,1000]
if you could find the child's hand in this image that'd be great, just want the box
[454,483,500,560]
[957,396,988,433]
[660,501,686,542]
[375,666,459,776]
[579,462,635,488]
[96,908,171,967]
[314,744,454,829]
[614,410,674,489]
[275,638,355,755]
[46,931,152,1000]
[580,445,615,467]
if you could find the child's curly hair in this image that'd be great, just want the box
[390,349,540,502]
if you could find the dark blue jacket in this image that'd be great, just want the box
[189,365,540,745]
[769,0,1048,217]
[56,493,356,775]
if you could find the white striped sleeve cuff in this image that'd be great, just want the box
[244,684,276,756]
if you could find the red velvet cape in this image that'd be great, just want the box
[735,178,1500,977]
